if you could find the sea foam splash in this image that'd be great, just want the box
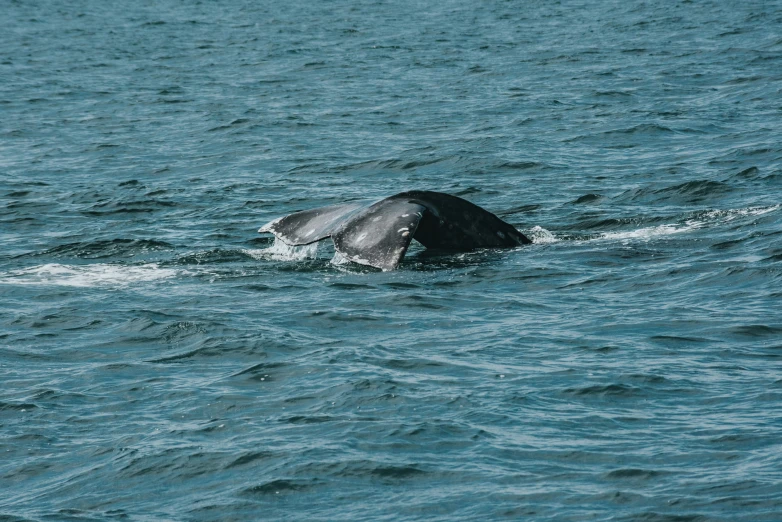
[524,204,780,245]
[599,204,780,242]
[245,237,320,261]
[527,226,559,244]
[0,263,182,287]
[599,224,693,241]
[329,250,352,267]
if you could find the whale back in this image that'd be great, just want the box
[401,191,532,249]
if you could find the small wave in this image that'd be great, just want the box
[616,179,735,205]
[0,263,183,287]
[604,468,665,480]
[243,479,315,496]
[245,237,319,261]
[570,193,604,205]
[598,204,780,242]
[81,198,177,216]
[0,401,38,411]
[495,160,549,171]
[28,239,174,260]
[563,383,640,397]
[334,156,451,173]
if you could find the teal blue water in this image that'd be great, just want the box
[2,1,782,520]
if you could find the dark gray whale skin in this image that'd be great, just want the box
[259,191,532,271]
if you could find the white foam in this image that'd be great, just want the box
[598,204,780,243]
[685,204,780,225]
[1,263,182,287]
[599,223,695,241]
[245,237,319,261]
[527,226,559,244]
[329,250,352,267]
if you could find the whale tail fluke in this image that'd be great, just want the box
[259,191,531,271]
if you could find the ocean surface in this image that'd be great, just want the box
[2,0,782,520]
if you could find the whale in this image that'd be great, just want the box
[259,190,532,271]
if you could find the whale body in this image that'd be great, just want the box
[259,190,531,271]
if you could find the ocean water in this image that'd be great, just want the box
[2,0,782,520]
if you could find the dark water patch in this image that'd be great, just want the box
[117,449,231,480]
[225,451,275,469]
[157,97,191,104]
[495,161,548,171]
[393,421,489,443]
[378,358,448,372]
[760,171,782,184]
[711,237,747,250]
[282,415,340,424]
[453,186,482,197]
[61,319,103,331]
[579,345,622,354]
[593,90,634,98]
[29,389,91,404]
[620,373,669,386]
[294,459,429,482]
[10,310,102,332]
[570,193,604,205]
[498,204,541,216]
[81,199,177,216]
[604,468,667,481]
[388,294,446,310]
[381,282,422,289]
[158,86,184,95]
[650,335,714,346]
[328,282,377,290]
[730,166,761,180]
[565,123,676,145]
[237,283,274,293]
[563,384,641,398]
[242,479,317,496]
[92,143,120,150]
[0,402,38,411]
[207,118,251,132]
[730,325,782,338]
[149,336,267,363]
[619,513,709,522]
[369,465,426,479]
[230,361,287,380]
